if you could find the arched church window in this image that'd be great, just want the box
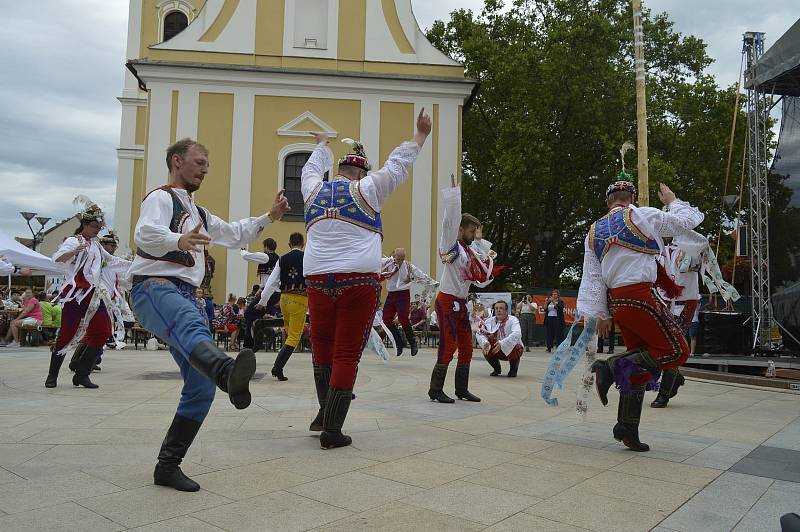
[282,152,327,221]
[163,11,189,41]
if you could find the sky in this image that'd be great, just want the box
[0,0,796,243]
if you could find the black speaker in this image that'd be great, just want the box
[697,311,748,355]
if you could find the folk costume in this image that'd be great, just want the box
[45,198,131,389]
[256,247,307,380]
[580,178,704,452]
[241,248,280,347]
[129,183,273,491]
[429,186,494,404]
[302,136,420,449]
[380,255,437,356]
[477,314,524,377]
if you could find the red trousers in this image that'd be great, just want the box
[383,289,411,328]
[677,300,699,335]
[435,292,473,365]
[483,333,523,361]
[609,283,689,386]
[307,273,381,389]
[54,293,111,351]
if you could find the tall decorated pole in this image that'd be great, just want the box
[632,0,649,206]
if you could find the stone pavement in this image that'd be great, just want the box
[0,345,798,531]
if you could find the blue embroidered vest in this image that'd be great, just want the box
[304,177,382,236]
[589,207,659,262]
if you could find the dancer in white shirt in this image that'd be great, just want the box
[428,174,495,404]
[477,300,524,377]
[302,109,431,449]
[380,248,437,356]
[128,138,289,491]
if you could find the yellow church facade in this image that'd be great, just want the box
[114,0,475,299]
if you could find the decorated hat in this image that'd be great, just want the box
[606,173,637,197]
[338,138,371,172]
[73,195,105,224]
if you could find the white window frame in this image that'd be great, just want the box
[157,0,196,43]
[278,143,318,221]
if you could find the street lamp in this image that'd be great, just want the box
[20,211,50,251]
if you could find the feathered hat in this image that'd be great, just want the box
[73,195,105,224]
[338,138,371,172]
[606,141,637,197]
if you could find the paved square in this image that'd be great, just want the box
[0,345,798,531]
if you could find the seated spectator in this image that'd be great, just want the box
[2,290,22,310]
[38,292,62,341]
[429,309,439,332]
[410,302,427,331]
[1,289,43,347]
[215,293,241,350]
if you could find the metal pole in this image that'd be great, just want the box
[632,0,649,206]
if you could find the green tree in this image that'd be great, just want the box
[427,0,747,289]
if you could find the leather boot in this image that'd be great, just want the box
[72,345,100,389]
[651,369,684,408]
[454,363,481,402]
[271,344,295,381]
[486,356,502,376]
[153,414,202,491]
[189,341,256,409]
[68,343,86,372]
[310,365,331,431]
[613,384,649,452]
[402,324,418,357]
[44,350,65,388]
[387,323,404,356]
[320,388,353,449]
[507,358,520,378]
[428,363,455,403]
[592,349,651,406]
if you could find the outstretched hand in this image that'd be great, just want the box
[658,183,676,205]
[310,132,329,145]
[414,108,432,147]
[269,190,290,221]
[178,222,211,252]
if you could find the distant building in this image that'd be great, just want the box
[114,0,475,298]
[16,215,79,258]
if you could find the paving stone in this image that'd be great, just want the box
[0,502,124,532]
[611,456,721,487]
[417,443,524,469]
[0,443,52,467]
[733,481,800,532]
[576,471,701,513]
[402,480,540,525]
[463,433,556,454]
[0,471,122,514]
[530,442,633,469]
[288,471,422,512]
[126,515,226,531]
[314,501,484,532]
[484,512,591,531]
[361,456,478,488]
[191,490,352,532]
[683,440,757,470]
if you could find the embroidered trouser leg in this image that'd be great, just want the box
[307,273,381,390]
[609,283,689,389]
[435,292,472,365]
[131,278,217,422]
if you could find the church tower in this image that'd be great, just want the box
[114,0,475,299]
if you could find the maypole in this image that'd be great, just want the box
[632,0,649,206]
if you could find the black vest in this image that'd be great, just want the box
[257,252,279,277]
[136,186,209,267]
[279,249,306,292]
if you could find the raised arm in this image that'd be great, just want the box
[439,186,461,257]
[576,235,610,320]
[204,191,288,249]
[410,263,437,286]
[367,108,431,207]
[256,263,281,308]
[98,245,132,274]
[301,137,334,201]
[53,236,87,263]
[240,249,272,264]
[652,183,704,237]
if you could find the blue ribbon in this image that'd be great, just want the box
[540,313,598,406]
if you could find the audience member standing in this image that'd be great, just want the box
[542,289,565,352]
[516,295,538,352]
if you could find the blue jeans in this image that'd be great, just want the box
[131,277,217,422]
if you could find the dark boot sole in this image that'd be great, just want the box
[455,393,481,402]
[72,378,99,389]
[428,391,455,403]
[154,469,200,492]
[44,381,57,388]
[228,350,256,409]
[650,399,669,408]
[320,432,352,449]
[613,424,650,452]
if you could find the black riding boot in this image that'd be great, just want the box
[45,350,65,388]
[651,369,685,408]
[310,365,331,431]
[68,343,86,372]
[153,414,202,491]
[507,358,520,378]
[402,324,418,357]
[613,384,649,452]
[189,341,256,409]
[72,345,101,388]
[486,356,502,376]
[591,349,655,406]
[428,363,455,403]
[454,363,481,402]
[320,388,353,449]
[271,344,295,381]
[387,323,404,356]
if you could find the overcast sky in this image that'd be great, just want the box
[0,0,796,242]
